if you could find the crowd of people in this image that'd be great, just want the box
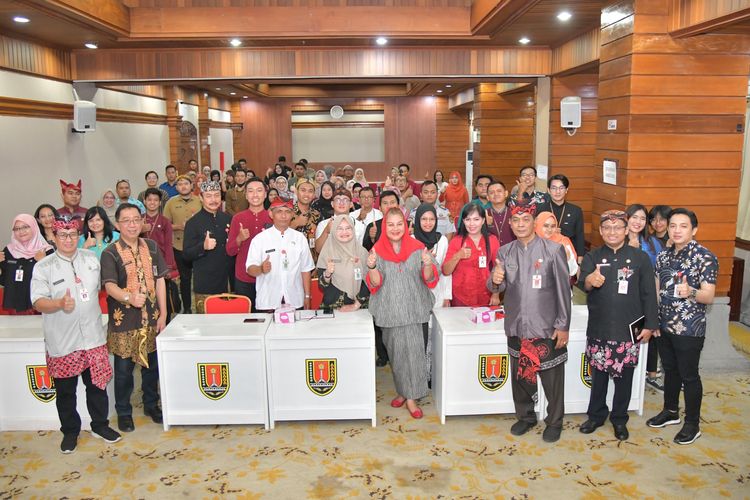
[0,157,717,452]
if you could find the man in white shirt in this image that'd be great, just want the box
[350,186,382,226]
[246,198,314,310]
[314,188,365,252]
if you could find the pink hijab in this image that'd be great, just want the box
[7,214,52,259]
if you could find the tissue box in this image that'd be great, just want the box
[274,306,296,324]
[470,306,504,323]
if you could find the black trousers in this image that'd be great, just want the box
[509,358,565,429]
[234,279,258,313]
[658,332,704,425]
[586,366,634,425]
[174,248,192,313]
[646,336,660,373]
[113,351,160,417]
[54,368,110,436]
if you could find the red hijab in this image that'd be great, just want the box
[445,171,467,198]
[373,209,424,263]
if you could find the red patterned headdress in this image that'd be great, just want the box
[59,179,82,193]
[510,203,537,217]
[52,217,80,233]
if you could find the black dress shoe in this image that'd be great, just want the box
[375,357,388,367]
[510,420,536,436]
[613,423,629,441]
[579,419,604,434]
[144,406,163,424]
[117,415,135,432]
[542,426,562,443]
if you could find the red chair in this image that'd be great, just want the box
[204,293,251,314]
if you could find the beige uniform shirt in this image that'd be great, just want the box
[163,195,202,251]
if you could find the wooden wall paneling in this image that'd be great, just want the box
[71,47,551,82]
[472,83,536,191]
[551,28,601,74]
[0,35,71,81]
[230,101,244,165]
[0,96,167,123]
[548,71,598,239]
[669,0,750,36]
[198,93,211,167]
[594,0,747,294]
[383,97,436,181]
[164,85,186,171]
[435,96,470,182]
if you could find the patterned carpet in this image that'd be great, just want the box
[1,366,749,499]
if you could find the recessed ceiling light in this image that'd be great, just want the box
[203,93,208,97]
[215,87,222,90]
[376,37,388,46]
[229,38,242,47]
[84,42,98,49]
[557,11,572,22]
[243,96,249,99]
[518,37,531,45]
[229,92,236,95]
[13,16,30,23]
[436,89,443,93]
[445,84,452,88]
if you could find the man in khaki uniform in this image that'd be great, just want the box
[163,175,202,313]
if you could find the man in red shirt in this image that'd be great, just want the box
[226,177,271,312]
[57,179,87,219]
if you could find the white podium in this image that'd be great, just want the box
[0,316,114,431]
[432,306,648,424]
[265,310,375,429]
[156,313,271,430]
[431,308,541,424]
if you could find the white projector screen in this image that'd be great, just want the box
[292,127,385,163]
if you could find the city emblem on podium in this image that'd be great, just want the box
[306,359,337,396]
[477,354,508,391]
[26,365,56,402]
[197,363,230,400]
[581,354,593,388]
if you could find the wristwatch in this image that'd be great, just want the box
[123,293,131,305]
[689,288,697,300]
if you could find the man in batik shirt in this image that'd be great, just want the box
[101,203,168,433]
[647,208,717,445]
[487,203,570,443]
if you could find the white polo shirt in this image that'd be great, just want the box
[315,215,366,245]
[350,207,383,226]
[246,226,315,310]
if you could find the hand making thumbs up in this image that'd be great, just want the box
[367,248,377,269]
[261,255,272,274]
[204,230,217,251]
[676,274,691,298]
[460,243,471,260]
[421,247,432,267]
[587,264,606,288]
[60,288,75,313]
[237,222,250,243]
[325,258,335,276]
[492,258,505,285]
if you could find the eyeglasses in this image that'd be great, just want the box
[549,186,567,192]
[333,198,350,204]
[56,232,78,241]
[12,225,31,232]
[601,225,626,233]
[118,218,143,226]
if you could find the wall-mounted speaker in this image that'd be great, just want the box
[560,96,581,129]
[73,100,96,132]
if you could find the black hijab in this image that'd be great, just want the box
[413,203,441,250]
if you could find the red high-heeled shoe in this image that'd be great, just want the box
[391,396,406,408]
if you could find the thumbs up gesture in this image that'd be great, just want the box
[367,248,377,269]
[237,222,250,243]
[261,255,272,274]
[325,258,335,276]
[83,236,97,249]
[587,264,606,288]
[421,247,433,267]
[676,274,691,298]
[492,259,505,285]
[368,224,378,241]
[460,243,471,260]
[204,231,217,251]
[60,288,75,313]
